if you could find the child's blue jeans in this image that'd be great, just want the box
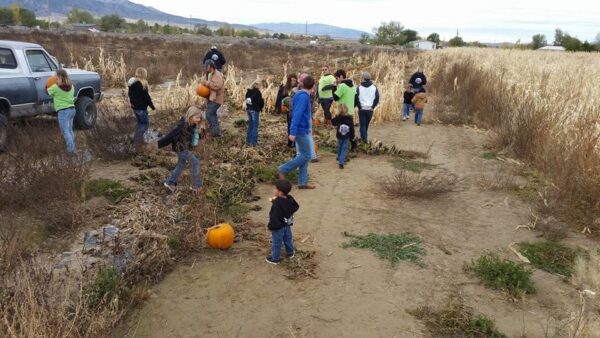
[271,226,294,261]
[415,109,424,125]
[166,150,202,188]
[337,138,349,165]
[246,109,260,146]
[402,103,412,119]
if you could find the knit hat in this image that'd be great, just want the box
[204,59,216,68]
[275,179,292,195]
[362,71,371,80]
[186,105,204,120]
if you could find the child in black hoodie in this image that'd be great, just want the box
[331,104,355,169]
[245,81,265,146]
[266,180,300,265]
[128,67,156,148]
[158,106,204,193]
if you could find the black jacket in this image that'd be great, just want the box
[158,117,199,152]
[128,79,155,111]
[332,79,354,101]
[268,195,300,231]
[355,80,380,110]
[331,114,355,140]
[403,90,415,104]
[203,48,226,70]
[245,88,265,112]
[409,72,427,87]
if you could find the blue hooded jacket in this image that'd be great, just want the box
[289,90,312,136]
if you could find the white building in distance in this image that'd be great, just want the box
[537,46,566,52]
[411,40,437,51]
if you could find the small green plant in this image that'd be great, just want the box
[85,178,132,204]
[472,254,535,297]
[86,266,119,307]
[342,232,425,266]
[410,294,507,337]
[482,152,498,160]
[390,158,435,173]
[224,203,250,223]
[167,235,181,251]
[517,241,578,276]
[233,118,246,128]
[254,165,297,183]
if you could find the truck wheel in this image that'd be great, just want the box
[0,114,7,154]
[74,96,97,130]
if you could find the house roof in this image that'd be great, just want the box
[411,40,435,45]
[538,46,565,51]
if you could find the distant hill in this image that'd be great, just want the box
[0,0,255,29]
[254,22,369,40]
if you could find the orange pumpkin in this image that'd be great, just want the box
[196,84,210,98]
[45,75,58,89]
[206,223,234,250]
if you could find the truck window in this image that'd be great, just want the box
[0,48,17,69]
[26,50,57,72]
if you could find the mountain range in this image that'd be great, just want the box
[0,0,368,38]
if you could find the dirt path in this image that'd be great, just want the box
[114,122,590,338]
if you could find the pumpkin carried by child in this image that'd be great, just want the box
[45,75,58,90]
[206,223,235,250]
[196,84,210,98]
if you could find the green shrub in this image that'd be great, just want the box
[390,158,435,173]
[233,118,246,128]
[167,235,181,251]
[342,232,425,266]
[254,165,297,183]
[482,152,498,160]
[85,178,132,204]
[86,266,119,307]
[472,254,535,297]
[517,241,578,276]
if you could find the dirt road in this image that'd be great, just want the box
[114,121,588,338]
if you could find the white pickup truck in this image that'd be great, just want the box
[0,40,104,152]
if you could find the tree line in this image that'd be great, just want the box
[361,21,600,52]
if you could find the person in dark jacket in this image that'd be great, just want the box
[158,107,204,193]
[354,71,380,142]
[128,67,155,148]
[245,81,265,146]
[331,104,355,169]
[275,74,298,148]
[409,67,427,93]
[266,179,300,265]
[203,46,226,72]
[402,84,415,121]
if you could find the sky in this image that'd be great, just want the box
[131,0,600,42]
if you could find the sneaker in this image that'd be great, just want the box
[402,117,407,121]
[265,256,280,265]
[311,159,319,163]
[163,182,176,193]
[339,164,344,169]
[287,251,295,259]
[298,184,316,189]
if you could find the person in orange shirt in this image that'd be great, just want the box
[411,88,428,126]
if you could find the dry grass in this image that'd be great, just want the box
[382,170,463,198]
[418,48,600,232]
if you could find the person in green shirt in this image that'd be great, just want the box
[317,65,336,126]
[333,69,356,118]
[46,69,76,154]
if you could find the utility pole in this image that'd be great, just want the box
[305,20,308,36]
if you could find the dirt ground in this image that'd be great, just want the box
[113,121,593,338]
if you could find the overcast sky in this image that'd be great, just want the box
[131,0,599,42]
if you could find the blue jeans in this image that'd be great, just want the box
[133,109,149,145]
[58,107,76,154]
[246,110,260,146]
[206,101,221,136]
[166,150,202,188]
[402,103,412,119]
[308,133,317,160]
[279,134,311,185]
[415,109,424,125]
[271,226,294,261]
[358,110,372,142]
[319,98,333,120]
[337,138,349,165]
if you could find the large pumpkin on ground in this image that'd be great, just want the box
[196,84,210,98]
[45,75,58,90]
[206,223,234,250]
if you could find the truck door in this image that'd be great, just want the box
[24,49,58,115]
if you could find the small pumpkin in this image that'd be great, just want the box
[206,223,234,250]
[281,96,291,113]
[196,84,210,98]
[45,75,58,90]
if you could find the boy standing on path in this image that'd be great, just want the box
[411,88,428,126]
[402,84,414,121]
[317,66,336,127]
[355,71,380,142]
[201,60,225,137]
[266,180,300,265]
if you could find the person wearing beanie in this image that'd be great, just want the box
[158,106,205,193]
[201,59,225,137]
[266,179,300,265]
[355,71,380,142]
[203,46,226,72]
